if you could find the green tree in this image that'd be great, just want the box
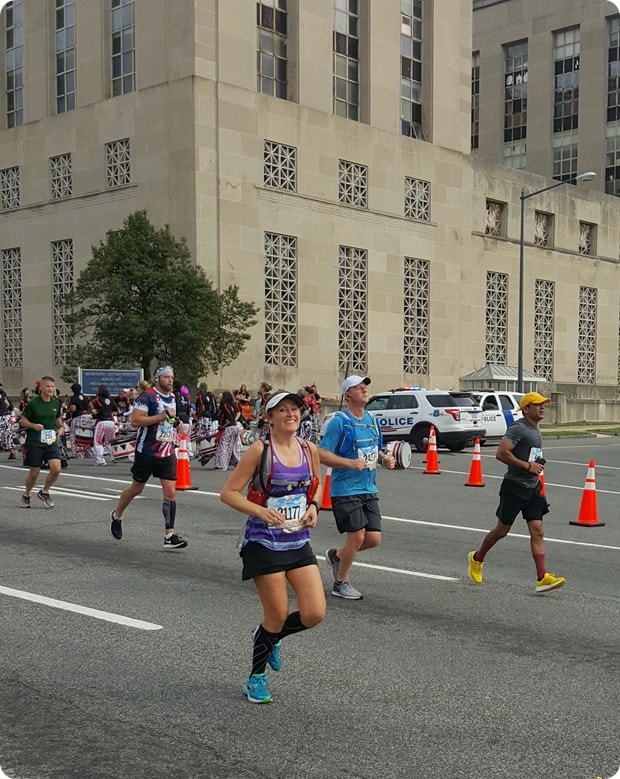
[60,211,258,386]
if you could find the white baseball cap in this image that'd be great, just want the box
[341,375,371,394]
[265,391,304,412]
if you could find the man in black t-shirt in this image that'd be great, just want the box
[467,392,566,595]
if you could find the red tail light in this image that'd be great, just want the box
[445,408,461,421]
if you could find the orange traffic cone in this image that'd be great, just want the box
[423,426,441,474]
[570,460,604,527]
[538,473,546,496]
[465,438,485,486]
[176,434,198,491]
[321,467,333,510]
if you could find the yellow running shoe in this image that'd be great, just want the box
[535,572,566,594]
[467,550,483,584]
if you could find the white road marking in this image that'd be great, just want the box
[410,466,620,495]
[383,515,620,551]
[0,585,162,630]
[3,486,111,501]
[327,557,457,581]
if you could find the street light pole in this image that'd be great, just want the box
[516,171,597,393]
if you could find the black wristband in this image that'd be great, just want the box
[309,500,321,513]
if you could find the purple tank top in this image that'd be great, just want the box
[242,439,311,551]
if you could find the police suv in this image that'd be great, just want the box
[466,390,524,443]
[320,388,485,452]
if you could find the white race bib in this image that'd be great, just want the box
[358,444,379,470]
[41,429,56,445]
[528,446,543,463]
[156,421,174,442]
[267,493,307,533]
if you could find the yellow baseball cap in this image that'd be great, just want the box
[519,392,551,409]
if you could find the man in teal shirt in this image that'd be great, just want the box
[319,375,395,600]
[20,376,64,509]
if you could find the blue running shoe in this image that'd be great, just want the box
[251,625,283,672]
[243,673,272,704]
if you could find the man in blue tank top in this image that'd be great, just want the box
[319,375,395,600]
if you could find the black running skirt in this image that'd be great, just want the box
[240,541,317,581]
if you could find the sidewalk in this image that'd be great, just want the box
[541,421,620,438]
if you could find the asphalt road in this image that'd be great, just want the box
[0,437,618,779]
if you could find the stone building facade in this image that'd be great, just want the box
[0,0,618,416]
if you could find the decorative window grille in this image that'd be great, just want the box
[5,0,24,128]
[617,305,620,385]
[533,279,555,381]
[503,40,528,169]
[111,0,135,96]
[263,140,296,191]
[338,160,367,208]
[105,139,131,187]
[553,28,579,180]
[257,0,288,100]
[1,166,20,210]
[471,52,480,150]
[333,0,359,121]
[552,130,578,182]
[264,232,297,367]
[51,240,74,365]
[577,286,596,384]
[578,221,594,256]
[605,121,620,197]
[485,200,503,237]
[55,0,76,112]
[338,246,367,372]
[403,257,429,375]
[1,247,23,367]
[485,271,508,365]
[534,211,551,247]
[404,177,430,221]
[50,154,72,200]
[401,0,423,139]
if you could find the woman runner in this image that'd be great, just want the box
[220,391,326,704]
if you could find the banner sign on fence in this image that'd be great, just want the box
[78,368,144,396]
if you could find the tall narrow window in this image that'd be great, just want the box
[617,305,620,386]
[0,166,20,210]
[263,140,296,191]
[257,0,288,99]
[333,0,359,121]
[533,279,555,381]
[338,246,367,372]
[111,0,135,96]
[338,160,367,208]
[401,0,422,139]
[51,240,74,366]
[50,153,72,200]
[605,18,620,196]
[471,52,480,150]
[553,28,580,181]
[485,271,508,365]
[5,0,24,128]
[534,211,553,248]
[503,41,527,169]
[264,233,297,367]
[105,139,131,187]
[403,257,429,376]
[1,247,23,367]
[404,177,430,221]
[55,0,76,112]
[577,286,596,384]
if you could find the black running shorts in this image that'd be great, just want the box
[495,479,549,525]
[131,452,177,483]
[331,493,382,534]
